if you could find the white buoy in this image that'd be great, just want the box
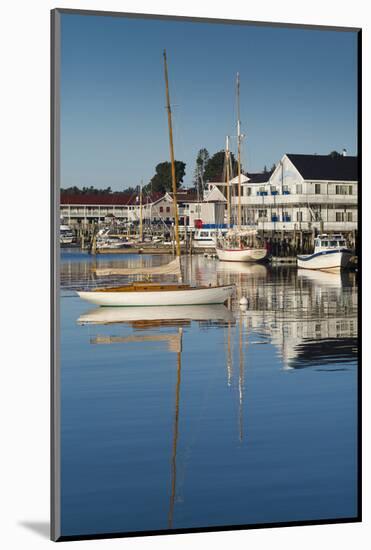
[239,295,248,306]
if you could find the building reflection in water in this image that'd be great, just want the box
[216,263,357,371]
[72,256,357,527]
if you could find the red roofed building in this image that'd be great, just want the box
[60,187,226,227]
[60,190,172,225]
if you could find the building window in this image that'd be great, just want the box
[166,206,170,213]
[315,183,321,194]
[336,185,351,195]
[297,211,303,222]
[336,211,345,222]
[247,187,252,196]
[159,206,163,213]
[347,212,353,222]
[296,184,302,194]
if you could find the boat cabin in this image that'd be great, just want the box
[194,228,228,243]
[314,234,348,252]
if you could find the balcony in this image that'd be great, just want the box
[239,193,358,207]
[256,220,358,232]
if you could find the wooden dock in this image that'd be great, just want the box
[95,246,203,255]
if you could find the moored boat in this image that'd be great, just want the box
[60,224,75,245]
[193,228,227,249]
[216,228,268,262]
[77,50,235,307]
[215,74,268,264]
[77,282,235,307]
[297,234,353,272]
[216,244,268,262]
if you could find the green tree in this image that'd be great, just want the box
[329,150,342,158]
[193,148,210,198]
[146,161,186,194]
[203,150,238,183]
[124,186,138,195]
[61,186,113,195]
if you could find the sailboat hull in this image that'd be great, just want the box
[77,284,235,307]
[216,247,268,262]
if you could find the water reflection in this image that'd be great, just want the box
[61,251,358,534]
[77,304,235,326]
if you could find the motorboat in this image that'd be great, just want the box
[193,228,227,249]
[297,234,353,272]
[60,224,74,245]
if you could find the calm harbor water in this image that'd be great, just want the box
[60,250,358,537]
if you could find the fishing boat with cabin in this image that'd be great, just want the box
[297,234,353,272]
[77,51,235,307]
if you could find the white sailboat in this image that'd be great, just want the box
[216,74,268,263]
[77,51,235,307]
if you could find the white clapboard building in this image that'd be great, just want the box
[236,153,357,235]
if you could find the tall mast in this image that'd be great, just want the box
[139,181,143,241]
[225,135,231,227]
[236,73,242,230]
[163,50,181,258]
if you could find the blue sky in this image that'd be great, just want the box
[60,13,358,191]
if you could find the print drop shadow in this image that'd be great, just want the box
[19,521,50,539]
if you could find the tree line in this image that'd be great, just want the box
[61,150,344,196]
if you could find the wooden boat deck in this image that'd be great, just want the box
[95,282,193,293]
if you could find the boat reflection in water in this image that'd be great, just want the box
[217,262,268,277]
[62,249,357,534]
[77,304,235,326]
[76,302,247,528]
[237,267,358,371]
